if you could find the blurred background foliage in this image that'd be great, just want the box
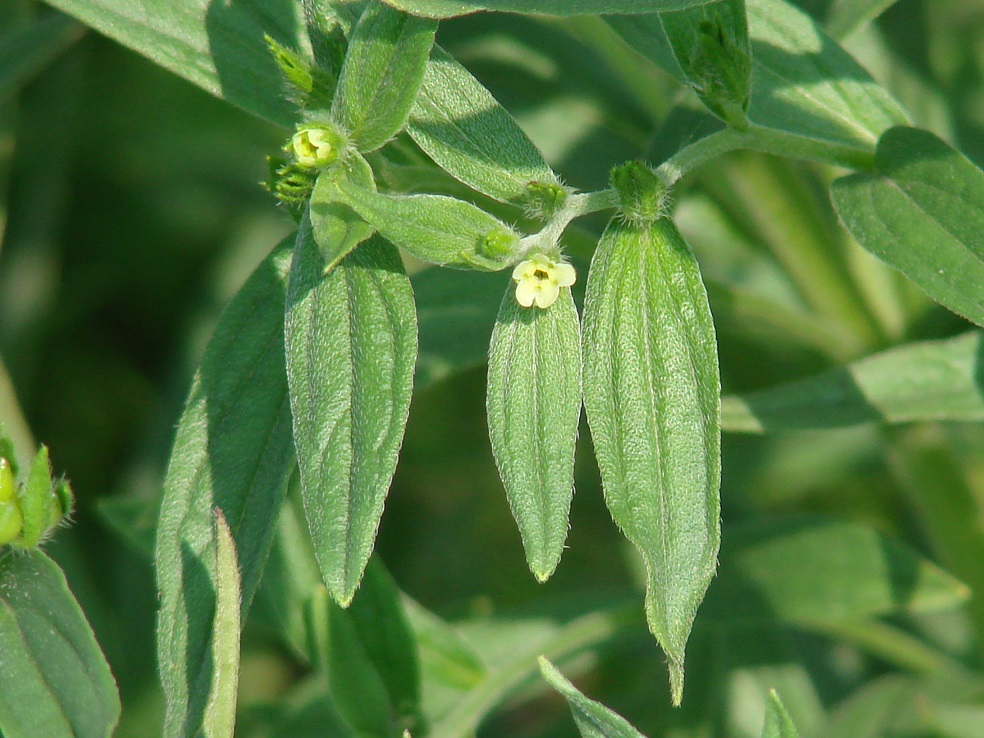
[2,0,984,735]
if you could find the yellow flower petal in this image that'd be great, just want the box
[515,279,539,307]
[534,280,560,309]
[554,262,576,287]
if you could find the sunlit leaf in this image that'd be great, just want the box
[383,0,717,19]
[203,511,241,738]
[539,657,648,738]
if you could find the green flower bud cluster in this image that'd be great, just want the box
[610,161,671,225]
[0,442,73,549]
[524,180,569,219]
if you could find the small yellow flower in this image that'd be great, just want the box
[291,127,337,168]
[512,254,576,309]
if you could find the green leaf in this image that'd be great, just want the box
[286,216,417,606]
[310,155,377,272]
[330,174,521,270]
[0,13,82,102]
[581,217,720,706]
[383,0,718,18]
[832,126,984,327]
[156,239,295,738]
[703,518,970,626]
[15,445,52,548]
[0,551,120,738]
[43,0,308,127]
[407,47,561,204]
[539,657,648,738]
[331,2,436,152]
[487,285,581,581]
[721,331,984,432]
[608,0,907,160]
[204,511,242,738]
[824,0,900,39]
[762,691,800,738]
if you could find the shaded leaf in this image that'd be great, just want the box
[0,13,83,101]
[539,657,648,738]
[204,511,241,738]
[832,127,984,327]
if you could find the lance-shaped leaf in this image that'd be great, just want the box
[0,551,120,738]
[762,691,800,738]
[582,217,720,706]
[329,173,521,270]
[722,331,984,432]
[487,285,581,582]
[408,47,561,205]
[286,215,417,606]
[204,511,241,738]
[832,127,984,327]
[539,657,648,738]
[331,2,436,152]
[310,155,376,272]
[659,0,751,128]
[156,239,295,738]
[383,0,717,18]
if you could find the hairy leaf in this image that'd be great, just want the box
[832,127,984,327]
[582,217,720,705]
[762,691,800,738]
[286,216,416,606]
[383,0,717,18]
[0,551,120,738]
[203,512,241,738]
[487,286,581,581]
[539,657,648,738]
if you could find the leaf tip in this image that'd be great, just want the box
[668,656,685,707]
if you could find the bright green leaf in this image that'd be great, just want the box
[832,126,984,327]
[703,518,970,626]
[204,511,241,738]
[581,217,720,706]
[0,13,82,102]
[286,216,416,606]
[43,0,308,127]
[539,657,648,738]
[408,47,561,204]
[332,2,436,152]
[762,691,800,738]
[156,239,295,738]
[383,0,717,19]
[15,445,52,549]
[487,286,581,581]
[0,551,120,738]
[310,155,377,272]
[824,0,900,39]
[721,331,984,432]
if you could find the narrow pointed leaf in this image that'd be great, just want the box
[286,216,417,606]
[539,657,647,738]
[330,176,521,270]
[762,691,800,738]
[156,239,295,738]
[832,126,984,327]
[203,511,241,738]
[721,331,984,432]
[383,0,717,18]
[487,286,581,581]
[408,47,561,204]
[332,2,436,152]
[582,217,720,705]
[0,551,120,738]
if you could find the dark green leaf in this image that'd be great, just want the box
[408,47,561,204]
[204,511,241,738]
[310,156,377,272]
[581,217,720,705]
[762,691,800,738]
[156,239,295,738]
[832,127,984,327]
[0,13,83,101]
[286,216,416,606]
[722,331,984,432]
[539,657,648,738]
[0,551,120,738]
[332,2,436,152]
[383,0,718,18]
[487,286,581,581]
[704,518,970,626]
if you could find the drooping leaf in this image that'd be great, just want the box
[0,551,120,738]
[203,511,241,738]
[539,657,648,738]
[487,286,581,582]
[286,216,416,606]
[581,217,720,705]
[43,0,309,127]
[762,691,800,738]
[156,239,295,738]
[703,518,970,626]
[721,331,984,432]
[408,47,561,204]
[383,0,717,18]
[0,13,83,102]
[331,1,436,152]
[832,127,984,327]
